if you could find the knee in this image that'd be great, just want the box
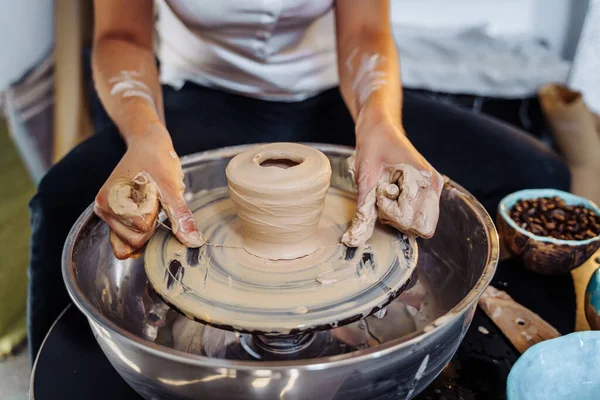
[29,158,90,227]
[31,130,124,218]
[29,135,124,253]
[28,161,90,273]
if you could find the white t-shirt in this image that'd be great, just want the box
[156,0,338,101]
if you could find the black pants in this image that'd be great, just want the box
[28,83,570,360]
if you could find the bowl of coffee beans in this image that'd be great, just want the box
[498,189,600,275]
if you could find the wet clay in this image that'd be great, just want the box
[107,172,159,220]
[144,186,417,334]
[342,153,440,247]
[226,143,332,260]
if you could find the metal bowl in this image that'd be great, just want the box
[62,144,499,400]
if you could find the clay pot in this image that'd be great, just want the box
[226,143,332,260]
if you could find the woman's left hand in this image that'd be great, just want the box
[342,114,444,247]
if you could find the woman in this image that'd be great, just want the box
[28,0,569,359]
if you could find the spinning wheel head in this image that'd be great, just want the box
[145,187,418,335]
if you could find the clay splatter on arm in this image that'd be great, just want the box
[335,1,401,124]
[335,1,443,245]
[92,0,165,144]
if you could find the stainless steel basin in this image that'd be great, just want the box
[62,144,499,400]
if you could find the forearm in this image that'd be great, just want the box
[336,13,402,135]
[92,37,168,146]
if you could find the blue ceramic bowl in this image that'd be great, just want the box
[585,266,600,330]
[507,331,600,400]
[498,189,600,274]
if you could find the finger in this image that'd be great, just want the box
[342,186,378,247]
[344,152,381,246]
[347,152,357,182]
[379,182,400,200]
[160,192,205,248]
[412,191,440,239]
[375,164,423,235]
[376,190,414,233]
[96,206,157,249]
[109,231,143,260]
[376,166,442,238]
[100,174,160,233]
[413,173,444,238]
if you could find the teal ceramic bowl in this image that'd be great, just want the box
[585,266,600,330]
[497,189,600,275]
[507,331,600,400]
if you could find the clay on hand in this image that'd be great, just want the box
[105,172,160,259]
[94,132,205,259]
[342,152,443,247]
[108,173,160,221]
[376,164,441,237]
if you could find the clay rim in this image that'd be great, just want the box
[498,188,600,246]
[62,143,499,370]
[226,143,331,190]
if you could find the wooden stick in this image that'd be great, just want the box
[478,286,560,354]
[53,0,93,163]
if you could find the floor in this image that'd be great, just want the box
[0,118,34,400]
[0,348,29,400]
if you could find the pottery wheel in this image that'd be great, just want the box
[145,187,418,335]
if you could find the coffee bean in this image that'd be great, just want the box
[552,209,567,222]
[529,224,546,236]
[509,197,599,240]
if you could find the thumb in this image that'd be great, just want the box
[342,153,380,247]
[342,187,377,247]
[161,190,205,248]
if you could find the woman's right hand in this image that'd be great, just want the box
[94,126,204,259]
